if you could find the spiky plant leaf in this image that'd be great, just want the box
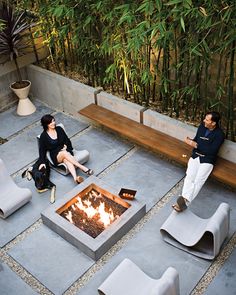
[0,2,33,81]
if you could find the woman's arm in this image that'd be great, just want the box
[65,134,74,155]
[57,126,74,155]
[39,133,47,164]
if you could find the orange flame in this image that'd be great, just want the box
[64,189,117,228]
[65,210,74,224]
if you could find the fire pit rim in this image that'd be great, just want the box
[41,176,146,259]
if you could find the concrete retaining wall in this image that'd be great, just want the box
[143,109,196,141]
[27,65,95,116]
[97,91,142,122]
[0,68,27,111]
[25,65,236,163]
[0,46,48,110]
[143,109,236,163]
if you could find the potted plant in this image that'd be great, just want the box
[0,2,36,116]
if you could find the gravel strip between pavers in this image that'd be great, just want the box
[191,232,236,295]
[1,116,235,295]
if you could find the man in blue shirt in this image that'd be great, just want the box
[172,111,225,212]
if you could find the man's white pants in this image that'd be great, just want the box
[182,157,213,203]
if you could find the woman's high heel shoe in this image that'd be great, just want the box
[84,169,94,176]
[76,176,84,184]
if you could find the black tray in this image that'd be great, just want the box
[118,188,137,200]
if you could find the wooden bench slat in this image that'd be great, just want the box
[79,104,236,189]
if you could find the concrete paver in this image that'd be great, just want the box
[8,226,94,295]
[78,180,236,295]
[0,260,37,295]
[77,196,209,295]
[205,248,236,295]
[0,112,88,175]
[0,124,42,174]
[72,128,134,176]
[52,112,89,138]
[101,149,185,211]
[0,104,235,295]
[0,100,53,139]
[0,125,134,247]
[0,169,76,247]
[189,180,236,237]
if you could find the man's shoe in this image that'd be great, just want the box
[177,196,187,210]
[172,196,187,212]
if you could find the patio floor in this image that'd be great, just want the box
[0,100,235,295]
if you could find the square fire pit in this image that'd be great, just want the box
[41,176,146,260]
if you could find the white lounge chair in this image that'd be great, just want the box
[160,203,230,259]
[37,123,90,175]
[0,158,32,219]
[98,258,180,295]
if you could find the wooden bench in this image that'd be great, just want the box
[79,104,236,189]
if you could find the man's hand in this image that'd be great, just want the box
[185,136,197,148]
[61,144,67,151]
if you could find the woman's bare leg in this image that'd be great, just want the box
[57,151,88,172]
[63,159,77,181]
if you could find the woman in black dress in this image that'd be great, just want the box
[39,114,93,183]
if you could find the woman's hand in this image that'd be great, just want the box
[39,164,46,170]
[62,144,67,151]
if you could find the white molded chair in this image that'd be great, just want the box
[160,203,230,260]
[0,158,32,219]
[37,123,89,175]
[98,258,180,295]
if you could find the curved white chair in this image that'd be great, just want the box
[46,148,89,176]
[37,123,90,175]
[98,258,179,295]
[160,203,230,260]
[0,158,32,219]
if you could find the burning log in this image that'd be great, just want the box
[60,189,127,238]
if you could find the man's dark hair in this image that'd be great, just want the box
[206,111,221,126]
[41,114,55,131]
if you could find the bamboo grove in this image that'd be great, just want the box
[16,0,236,140]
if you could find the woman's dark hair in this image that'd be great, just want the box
[41,114,55,131]
[206,111,221,126]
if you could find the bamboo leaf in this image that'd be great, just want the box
[155,0,162,12]
[136,2,149,13]
[191,47,202,56]
[165,0,184,6]
[118,12,133,26]
[83,16,92,30]
[199,7,207,17]
[51,5,65,17]
[185,0,192,7]
[180,17,185,32]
